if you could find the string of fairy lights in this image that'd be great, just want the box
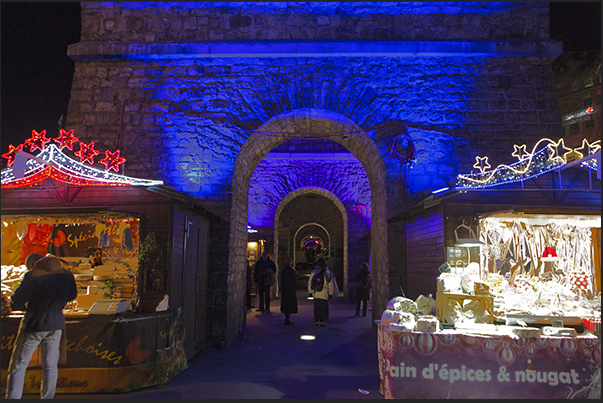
[456,138,600,190]
[1,123,599,192]
[1,129,163,189]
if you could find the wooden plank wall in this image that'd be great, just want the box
[405,205,445,301]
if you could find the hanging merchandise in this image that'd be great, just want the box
[22,223,53,261]
[122,226,134,251]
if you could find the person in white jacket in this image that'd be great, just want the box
[307,257,334,327]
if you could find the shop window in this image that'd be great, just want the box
[570,122,580,134]
[584,76,594,88]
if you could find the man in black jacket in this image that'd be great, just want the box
[253,253,276,312]
[5,255,77,399]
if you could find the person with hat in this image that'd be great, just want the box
[5,255,77,399]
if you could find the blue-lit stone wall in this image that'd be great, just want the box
[80,2,551,42]
[65,2,563,346]
[67,55,562,210]
[248,153,370,229]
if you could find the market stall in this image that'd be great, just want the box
[376,209,601,399]
[1,210,189,394]
[1,129,227,393]
[379,137,601,399]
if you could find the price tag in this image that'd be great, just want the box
[551,320,563,327]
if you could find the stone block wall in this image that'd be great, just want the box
[64,2,564,347]
[79,2,550,43]
[66,54,563,208]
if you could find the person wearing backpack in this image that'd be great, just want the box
[254,253,276,312]
[307,257,334,327]
[354,262,371,317]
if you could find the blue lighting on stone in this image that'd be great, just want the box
[66,2,563,209]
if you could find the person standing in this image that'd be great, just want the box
[245,258,253,310]
[6,255,78,399]
[354,262,371,317]
[307,257,334,327]
[84,247,103,268]
[254,253,276,312]
[279,257,298,325]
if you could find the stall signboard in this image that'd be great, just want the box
[47,224,98,257]
[1,310,187,393]
[378,324,601,399]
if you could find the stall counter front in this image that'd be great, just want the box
[1,308,187,394]
[377,322,601,399]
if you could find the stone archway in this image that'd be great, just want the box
[273,186,348,297]
[227,108,388,344]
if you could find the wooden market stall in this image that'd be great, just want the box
[1,133,229,394]
[379,139,601,399]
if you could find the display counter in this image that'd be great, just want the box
[1,307,187,394]
[377,322,601,399]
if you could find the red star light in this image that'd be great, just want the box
[54,129,80,150]
[75,141,100,165]
[25,130,51,152]
[99,149,127,172]
[1,144,24,167]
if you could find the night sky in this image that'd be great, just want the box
[1,2,601,159]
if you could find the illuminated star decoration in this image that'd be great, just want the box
[1,144,24,167]
[54,128,79,151]
[24,129,51,152]
[473,156,491,174]
[574,139,601,159]
[547,138,573,163]
[98,149,127,172]
[75,141,100,165]
[511,144,530,161]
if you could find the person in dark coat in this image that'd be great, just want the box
[279,256,298,325]
[254,253,276,312]
[6,255,77,399]
[354,262,371,317]
[245,258,253,310]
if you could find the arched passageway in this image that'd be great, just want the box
[227,108,388,344]
[274,188,347,297]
